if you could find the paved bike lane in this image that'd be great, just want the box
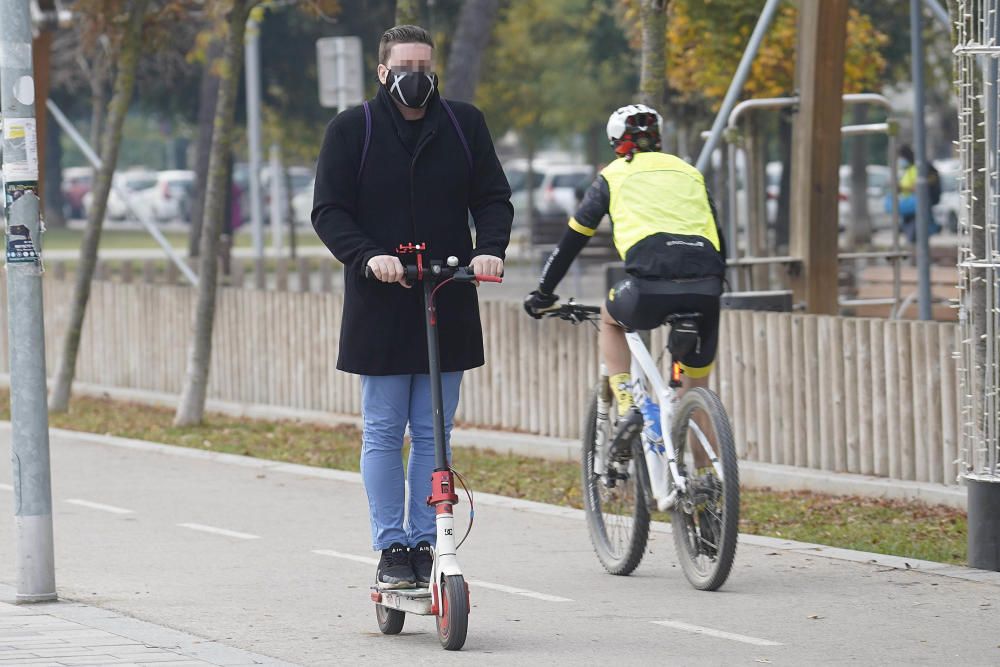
[0,427,997,666]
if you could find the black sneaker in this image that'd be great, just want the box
[608,407,643,461]
[410,541,433,586]
[377,543,415,589]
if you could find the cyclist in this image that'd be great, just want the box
[524,104,727,446]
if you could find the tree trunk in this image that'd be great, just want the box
[49,2,148,413]
[88,50,109,154]
[189,39,223,258]
[284,159,297,260]
[395,0,421,25]
[638,0,667,109]
[525,138,536,232]
[43,108,66,229]
[175,2,255,426]
[847,103,871,251]
[444,0,499,102]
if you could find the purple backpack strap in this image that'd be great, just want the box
[358,100,372,184]
[440,99,473,173]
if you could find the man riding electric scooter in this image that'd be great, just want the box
[311,25,512,648]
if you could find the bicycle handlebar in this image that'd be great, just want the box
[539,300,601,323]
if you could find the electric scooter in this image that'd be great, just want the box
[366,243,501,651]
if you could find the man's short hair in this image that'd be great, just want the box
[378,24,434,65]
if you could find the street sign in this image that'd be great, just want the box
[317,36,364,110]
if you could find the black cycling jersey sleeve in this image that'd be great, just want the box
[538,227,590,295]
[574,175,611,230]
[537,176,610,295]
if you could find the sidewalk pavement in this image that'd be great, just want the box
[0,584,289,666]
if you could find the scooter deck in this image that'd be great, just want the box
[371,586,434,615]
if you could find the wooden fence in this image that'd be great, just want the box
[10,279,961,486]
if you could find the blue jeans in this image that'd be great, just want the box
[360,372,463,551]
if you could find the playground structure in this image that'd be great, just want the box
[955,0,1000,569]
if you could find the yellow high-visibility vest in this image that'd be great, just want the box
[600,151,720,260]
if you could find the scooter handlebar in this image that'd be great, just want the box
[364,263,503,284]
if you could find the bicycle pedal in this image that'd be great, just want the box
[608,409,643,461]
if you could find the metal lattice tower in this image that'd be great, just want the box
[956,0,1000,480]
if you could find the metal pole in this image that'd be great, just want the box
[335,37,348,111]
[245,16,264,263]
[46,101,198,287]
[0,0,56,602]
[922,0,951,30]
[268,143,283,253]
[911,0,934,320]
[888,132,903,317]
[695,0,782,174]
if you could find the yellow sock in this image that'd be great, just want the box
[609,373,633,414]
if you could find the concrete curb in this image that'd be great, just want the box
[18,423,998,588]
[45,380,967,509]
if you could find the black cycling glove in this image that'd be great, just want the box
[523,290,559,319]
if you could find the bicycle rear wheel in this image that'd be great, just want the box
[669,387,739,591]
[581,382,650,575]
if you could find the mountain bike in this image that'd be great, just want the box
[540,300,739,591]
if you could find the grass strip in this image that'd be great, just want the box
[11,390,967,565]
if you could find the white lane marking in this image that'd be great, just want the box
[312,550,377,565]
[313,550,572,602]
[652,620,783,647]
[177,523,260,540]
[0,483,12,491]
[466,580,572,603]
[66,499,134,515]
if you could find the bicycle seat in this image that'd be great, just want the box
[666,314,701,359]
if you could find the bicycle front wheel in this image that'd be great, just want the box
[669,387,739,591]
[581,382,650,575]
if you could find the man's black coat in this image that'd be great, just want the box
[312,86,513,376]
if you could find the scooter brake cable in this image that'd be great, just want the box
[450,466,475,549]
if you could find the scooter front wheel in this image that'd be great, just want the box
[375,603,405,635]
[436,575,469,650]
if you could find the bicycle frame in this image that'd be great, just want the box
[624,332,724,511]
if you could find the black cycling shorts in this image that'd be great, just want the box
[605,276,722,378]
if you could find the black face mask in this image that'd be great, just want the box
[383,69,438,109]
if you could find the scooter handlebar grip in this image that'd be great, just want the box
[475,274,503,283]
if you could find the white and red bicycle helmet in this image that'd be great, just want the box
[606,104,663,160]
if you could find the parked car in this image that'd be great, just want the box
[233,162,314,223]
[933,158,960,233]
[756,162,891,231]
[504,160,593,225]
[292,178,314,226]
[838,164,892,231]
[82,170,157,221]
[61,166,93,219]
[142,170,195,223]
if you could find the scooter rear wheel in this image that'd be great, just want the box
[436,575,469,650]
[375,603,405,635]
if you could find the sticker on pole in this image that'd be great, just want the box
[2,118,38,181]
[6,221,39,263]
[4,183,40,263]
